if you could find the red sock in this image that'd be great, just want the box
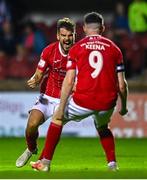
[39,148,44,160]
[42,122,62,160]
[26,131,39,152]
[98,129,116,163]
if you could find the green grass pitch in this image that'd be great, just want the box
[0,137,147,179]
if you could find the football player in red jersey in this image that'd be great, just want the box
[31,12,128,172]
[16,17,76,168]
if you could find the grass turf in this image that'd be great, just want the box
[0,137,147,179]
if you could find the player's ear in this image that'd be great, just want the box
[101,25,105,33]
[57,33,59,40]
[83,25,86,33]
[99,25,105,34]
[57,34,59,41]
[73,33,76,43]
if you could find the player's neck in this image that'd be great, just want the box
[86,32,100,36]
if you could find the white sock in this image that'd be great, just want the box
[41,158,51,165]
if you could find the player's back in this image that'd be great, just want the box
[70,35,124,110]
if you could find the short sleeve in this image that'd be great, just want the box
[37,46,50,72]
[66,46,77,70]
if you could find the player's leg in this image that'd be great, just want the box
[26,109,45,152]
[97,124,117,171]
[94,109,118,171]
[31,119,63,171]
[65,99,117,170]
[16,109,45,168]
[31,97,99,171]
[31,97,87,171]
[17,94,60,168]
[31,97,62,171]
[31,122,63,171]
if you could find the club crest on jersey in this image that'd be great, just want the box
[66,60,72,68]
[38,59,45,67]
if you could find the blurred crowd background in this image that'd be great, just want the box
[0,0,147,91]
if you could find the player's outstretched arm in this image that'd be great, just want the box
[59,69,76,110]
[52,69,76,126]
[117,72,128,116]
[27,69,44,89]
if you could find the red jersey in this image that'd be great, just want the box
[67,35,125,110]
[37,42,67,98]
[39,68,49,94]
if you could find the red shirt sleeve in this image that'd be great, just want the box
[66,46,77,70]
[37,46,50,72]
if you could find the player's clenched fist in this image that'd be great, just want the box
[27,76,38,88]
[27,69,43,89]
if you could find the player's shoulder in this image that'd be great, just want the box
[101,36,113,45]
[78,36,90,45]
[102,36,121,51]
[71,37,88,50]
[41,41,58,58]
[43,41,58,52]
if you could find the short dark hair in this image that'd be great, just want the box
[84,12,104,26]
[57,17,75,32]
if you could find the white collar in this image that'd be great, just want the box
[59,42,67,57]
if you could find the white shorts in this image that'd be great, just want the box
[64,97,114,128]
[31,94,60,120]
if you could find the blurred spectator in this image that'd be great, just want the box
[128,0,147,34]
[7,44,37,79]
[76,21,84,41]
[0,0,11,25]
[128,0,147,69]
[7,0,29,35]
[21,21,47,56]
[0,51,7,79]
[112,1,130,37]
[35,22,51,43]
[104,29,115,41]
[121,35,145,77]
[0,20,16,56]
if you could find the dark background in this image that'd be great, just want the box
[1,0,147,91]
[9,0,131,13]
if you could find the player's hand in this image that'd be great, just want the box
[27,77,37,88]
[119,108,128,116]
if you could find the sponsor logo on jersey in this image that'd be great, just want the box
[54,59,61,63]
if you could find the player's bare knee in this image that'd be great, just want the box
[27,112,44,128]
[29,121,39,129]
